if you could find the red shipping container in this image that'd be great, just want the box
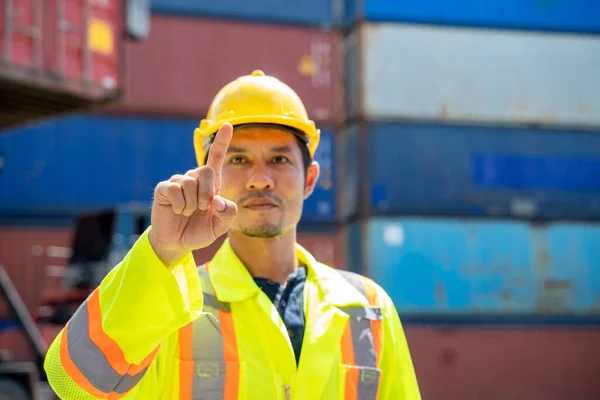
[404,326,600,400]
[0,226,73,320]
[0,0,123,130]
[193,231,346,270]
[106,15,343,126]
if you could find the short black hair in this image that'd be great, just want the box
[294,134,313,176]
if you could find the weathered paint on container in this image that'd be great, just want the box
[345,24,600,127]
[151,0,338,28]
[0,115,338,223]
[340,122,600,220]
[347,217,600,316]
[0,226,73,320]
[107,15,343,126]
[194,229,346,270]
[404,326,600,400]
[0,0,123,131]
[343,0,600,33]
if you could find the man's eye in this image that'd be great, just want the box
[231,156,246,164]
[273,156,289,164]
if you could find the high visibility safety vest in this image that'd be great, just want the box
[44,229,421,400]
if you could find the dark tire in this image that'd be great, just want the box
[0,379,30,400]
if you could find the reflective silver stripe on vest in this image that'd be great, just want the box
[341,305,383,321]
[189,265,231,399]
[66,302,150,394]
[337,270,382,399]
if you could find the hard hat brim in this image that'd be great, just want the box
[194,115,320,166]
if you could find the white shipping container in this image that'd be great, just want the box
[345,23,600,128]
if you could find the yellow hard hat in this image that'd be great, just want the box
[194,70,320,166]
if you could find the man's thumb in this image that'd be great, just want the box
[211,195,237,222]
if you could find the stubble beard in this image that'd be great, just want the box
[241,222,282,238]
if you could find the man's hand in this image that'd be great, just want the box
[148,123,238,267]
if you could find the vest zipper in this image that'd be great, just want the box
[283,384,291,400]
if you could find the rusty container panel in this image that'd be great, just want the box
[346,23,600,128]
[0,0,123,131]
[194,229,345,270]
[0,226,73,320]
[0,323,63,362]
[41,0,122,89]
[346,217,600,317]
[404,326,600,400]
[107,15,342,126]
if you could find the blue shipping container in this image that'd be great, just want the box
[343,0,600,33]
[151,0,337,28]
[347,217,600,317]
[340,122,600,220]
[0,115,337,222]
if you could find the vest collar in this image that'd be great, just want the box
[207,238,369,308]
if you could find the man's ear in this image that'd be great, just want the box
[303,161,320,199]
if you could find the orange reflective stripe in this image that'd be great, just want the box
[59,326,109,398]
[371,319,383,365]
[88,290,156,375]
[209,258,240,400]
[341,320,354,365]
[360,277,378,306]
[128,346,160,375]
[179,323,194,399]
[87,290,128,375]
[341,321,359,400]
[59,326,131,399]
[220,310,240,400]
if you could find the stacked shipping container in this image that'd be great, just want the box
[342,0,600,398]
[2,0,600,398]
[0,116,337,222]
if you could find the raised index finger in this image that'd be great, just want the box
[206,122,233,194]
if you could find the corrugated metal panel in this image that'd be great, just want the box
[340,122,600,220]
[347,217,600,316]
[0,0,123,131]
[194,229,345,270]
[346,24,600,127]
[151,0,337,28]
[0,115,197,212]
[404,326,600,400]
[344,0,600,33]
[0,115,337,222]
[0,226,73,320]
[107,15,342,126]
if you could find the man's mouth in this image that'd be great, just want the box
[243,198,279,210]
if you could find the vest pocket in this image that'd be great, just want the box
[339,364,381,400]
[180,360,242,400]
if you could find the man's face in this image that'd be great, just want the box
[220,126,320,238]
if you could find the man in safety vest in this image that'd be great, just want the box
[44,70,421,399]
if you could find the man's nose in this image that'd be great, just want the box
[246,165,275,191]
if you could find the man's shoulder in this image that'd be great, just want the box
[331,267,381,289]
[333,268,368,290]
[314,263,390,305]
